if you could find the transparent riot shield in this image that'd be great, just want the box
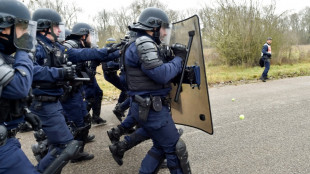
[169,15,213,134]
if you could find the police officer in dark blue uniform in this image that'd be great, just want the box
[30,8,120,172]
[0,0,41,173]
[102,38,130,121]
[30,8,83,173]
[62,22,110,162]
[118,7,191,173]
[67,24,106,125]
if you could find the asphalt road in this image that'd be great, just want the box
[19,76,310,174]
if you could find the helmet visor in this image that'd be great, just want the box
[56,23,65,42]
[14,20,37,52]
[160,23,172,45]
[89,29,98,48]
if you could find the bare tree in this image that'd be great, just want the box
[92,0,181,47]
[26,0,82,29]
[300,7,310,44]
[199,0,295,66]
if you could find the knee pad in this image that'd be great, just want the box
[32,139,48,162]
[175,138,192,174]
[43,140,82,174]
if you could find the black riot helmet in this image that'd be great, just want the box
[131,7,170,44]
[65,28,71,40]
[70,22,97,48]
[0,0,37,54]
[32,8,65,42]
[71,23,93,35]
[58,28,71,43]
[105,38,117,47]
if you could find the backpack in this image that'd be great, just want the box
[259,57,264,67]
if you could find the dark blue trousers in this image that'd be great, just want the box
[0,138,39,174]
[83,78,103,117]
[30,100,73,172]
[262,59,270,78]
[130,101,183,174]
[104,71,127,103]
[62,87,88,128]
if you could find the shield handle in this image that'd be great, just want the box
[174,30,195,102]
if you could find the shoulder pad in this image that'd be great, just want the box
[135,36,163,69]
[63,40,79,49]
[0,55,15,87]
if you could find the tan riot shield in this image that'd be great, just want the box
[169,15,213,135]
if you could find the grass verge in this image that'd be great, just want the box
[95,62,310,99]
[206,62,310,85]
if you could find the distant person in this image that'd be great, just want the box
[260,37,272,82]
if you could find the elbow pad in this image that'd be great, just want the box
[63,40,79,49]
[136,36,163,69]
[0,56,15,88]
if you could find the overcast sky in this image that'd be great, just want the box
[73,0,309,23]
[22,0,310,23]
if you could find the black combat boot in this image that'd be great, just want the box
[113,103,125,122]
[71,145,94,163]
[259,76,266,82]
[71,151,94,163]
[107,125,126,144]
[109,140,129,166]
[91,99,106,124]
[85,134,95,143]
[91,115,106,124]
[19,122,33,132]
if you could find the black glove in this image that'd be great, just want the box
[160,45,174,62]
[90,60,101,69]
[106,46,118,54]
[62,65,76,80]
[24,109,41,131]
[15,33,34,51]
[171,43,187,61]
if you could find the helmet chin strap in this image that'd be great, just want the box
[42,28,58,42]
[51,32,58,42]
[153,27,161,44]
[50,27,58,42]
[83,34,91,48]
[0,26,16,55]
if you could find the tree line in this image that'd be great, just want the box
[25,0,310,67]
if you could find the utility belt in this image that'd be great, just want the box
[32,82,60,89]
[132,95,171,122]
[34,95,59,102]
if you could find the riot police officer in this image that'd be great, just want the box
[0,0,41,173]
[65,23,106,125]
[119,7,191,173]
[30,8,120,172]
[103,38,129,121]
[61,22,103,162]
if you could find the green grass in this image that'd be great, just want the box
[96,62,310,99]
[96,45,310,99]
[206,62,310,85]
[95,67,122,101]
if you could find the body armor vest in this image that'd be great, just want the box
[37,39,66,68]
[32,39,67,89]
[121,37,170,91]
